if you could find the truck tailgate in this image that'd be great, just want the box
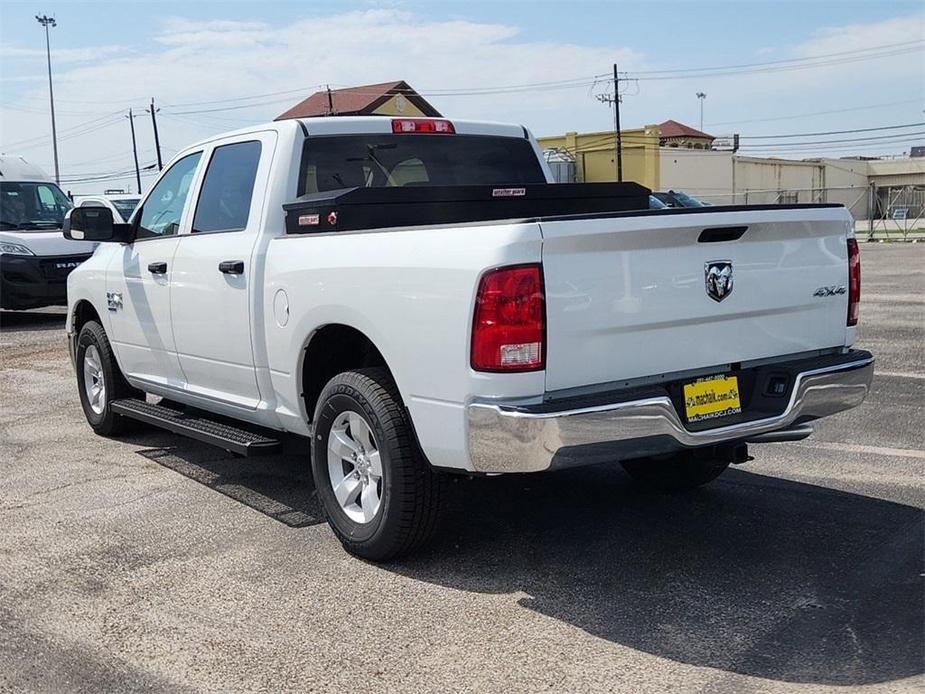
[540,206,852,393]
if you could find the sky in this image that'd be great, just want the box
[0,0,922,194]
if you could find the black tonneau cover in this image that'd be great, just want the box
[283,182,651,234]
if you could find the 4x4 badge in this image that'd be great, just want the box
[705,261,733,302]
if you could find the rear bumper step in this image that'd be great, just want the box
[467,353,873,473]
[111,399,281,456]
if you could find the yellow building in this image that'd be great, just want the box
[536,125,661,190]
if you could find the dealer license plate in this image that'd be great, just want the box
[683,374,742,424]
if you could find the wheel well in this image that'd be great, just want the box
[301,325,389,420]
[73,300,102,335]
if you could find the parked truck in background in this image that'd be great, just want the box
[63,116,873,560]
[0,156,98,310]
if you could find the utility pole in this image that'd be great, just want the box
[126,109,142,194]
[696,92,707,131]
[146,98,163,170]
[613,64,623,182]
[595,63,623,181]
[35,14,60,185]
[326,85,335,115]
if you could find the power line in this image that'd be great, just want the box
[631,45,922,81]
[627,39,923,75]
[739,131,925,148]
[741,122,925,139]
[1,110,125,149]
[706,98,923,127]
[58,163,158,184]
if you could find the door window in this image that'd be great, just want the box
[192,141,262,233]
[137,152,202,239]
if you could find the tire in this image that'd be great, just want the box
[75,320,140,436]
[311,368,444,561]
[621,450,730,490]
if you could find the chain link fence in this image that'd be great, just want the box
[691,184,924,241]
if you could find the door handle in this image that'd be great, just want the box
[147,261,168,275]
[219,260,244,275]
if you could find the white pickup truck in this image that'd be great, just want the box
[64,116,873,559]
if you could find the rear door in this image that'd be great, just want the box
[169,133,273,408]
[107,152,202,388]
[541,206,852,392]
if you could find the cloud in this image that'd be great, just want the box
[1,8,921,193]
[796,14,924,58]
[0,45,128,64]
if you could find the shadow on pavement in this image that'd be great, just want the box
[120,427,923,686]
[387,466,924,687]
[130,429,324,528]
[0,309,66,332]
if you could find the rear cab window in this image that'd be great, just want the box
[299,134,546,195]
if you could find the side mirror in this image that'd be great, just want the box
[63,207,133,243]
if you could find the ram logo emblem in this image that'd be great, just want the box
[705,261,734,302]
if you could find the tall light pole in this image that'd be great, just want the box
[696,92,707,132]
[35,14,60,185]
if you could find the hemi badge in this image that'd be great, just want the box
[492,187,526,198]
[298,214,320,226]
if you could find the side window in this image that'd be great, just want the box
[137,152,202,239]
[36,186,57,211]
[36,184,70,217]
[192,141,262,233]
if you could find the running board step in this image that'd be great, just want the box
[111,398,282,457]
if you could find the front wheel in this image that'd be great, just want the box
[621,450,731,490]
[75,320,139,435]
[311,368,444,561]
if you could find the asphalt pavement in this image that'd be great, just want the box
[0,243,922,693]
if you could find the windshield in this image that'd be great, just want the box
[0,181,72,230]
[669,190,708,207]
[299,134,547,195]
[112,198,140,221]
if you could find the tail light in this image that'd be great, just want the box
[847,238,860,326]
[391,118,455,134]
[471,264,545,372]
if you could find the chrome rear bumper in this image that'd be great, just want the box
[466,355,874,473]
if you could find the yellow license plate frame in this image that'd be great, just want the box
[683,374,742,423]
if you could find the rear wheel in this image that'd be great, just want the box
[76,320,140,435]
[621,449,731,490]
[311,368,444,561]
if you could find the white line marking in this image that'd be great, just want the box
[794,441,925,460]
[876,371,925,380]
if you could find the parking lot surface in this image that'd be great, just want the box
[1,243,922,693]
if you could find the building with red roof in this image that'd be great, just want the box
[658,119,715,149]
[276,81,441,120]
